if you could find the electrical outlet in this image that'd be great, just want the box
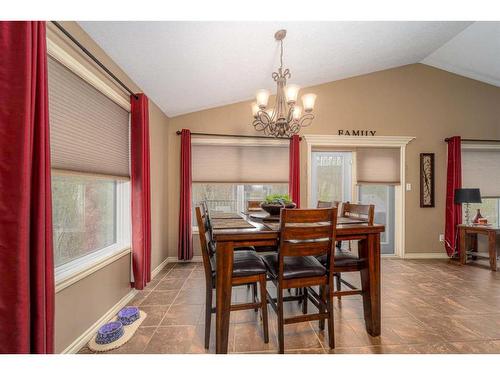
[439,234,445,242]
[406,183,412,191]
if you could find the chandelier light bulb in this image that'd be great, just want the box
[255,89,270,108]
[285,84,300,104]
[251,102,260,118]
[302,93,317,112]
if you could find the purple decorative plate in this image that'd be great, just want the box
[118,306,140,326]
[96,321,124,345]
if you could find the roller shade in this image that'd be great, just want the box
[192,144,289,183]
[356,147,400,184]
[48,56,130,177]
[462,148,500,198]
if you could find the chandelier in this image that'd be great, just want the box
[252,29,316,138]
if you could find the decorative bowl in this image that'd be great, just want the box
[95,321,124,345]
[260,202,296,216]
[118,306,140,326]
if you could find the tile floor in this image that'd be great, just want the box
[79,258,500,354]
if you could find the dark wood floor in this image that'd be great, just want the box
[79,258,500,354]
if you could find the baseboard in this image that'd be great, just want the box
[151,257,169,279]
[61,288,138,354]
[403,252,450,259]
[166,256,203,263]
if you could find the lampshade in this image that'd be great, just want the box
[454,188,482,204]
[302,93,317,112]
[251,102,260,118]
[285,84,300,103]
[292,106,302,120]
[256,89,270,108]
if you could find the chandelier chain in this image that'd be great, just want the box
[280,39,284,70]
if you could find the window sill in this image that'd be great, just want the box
[55,246,131,293]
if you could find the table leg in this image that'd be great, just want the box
[488,232,497,272]
[359,233,381,336]
[459,228,467,265]
[215,241,233,354]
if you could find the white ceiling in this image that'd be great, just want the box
[78,21,485,117]
[422,22,500,87]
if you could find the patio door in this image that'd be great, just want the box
[311,151,353,205]
[358,184,395,254]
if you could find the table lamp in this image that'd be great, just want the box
[454,188,482,225]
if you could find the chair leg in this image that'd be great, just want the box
[336,273,342,300]
[204,287,212,349]
[259,274,269,343]
[327,283,335,349]
[252,283,258,311]
[302,286,308,314]
[296,288,302,305]
[319,285,326,330]
[277,287,285,354]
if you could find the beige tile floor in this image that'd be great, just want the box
[79,259,500,354]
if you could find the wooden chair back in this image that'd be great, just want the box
[247,200,262,210]
[316,200,341,209]
[278,208,338,275]
[195,206,215,282]
[341,202,375,225]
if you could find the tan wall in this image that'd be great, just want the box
[51,22,169,352]
[169,63,500,258]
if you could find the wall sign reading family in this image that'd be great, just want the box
[338,130,377,136]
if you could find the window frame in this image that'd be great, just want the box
[54,173,132,292]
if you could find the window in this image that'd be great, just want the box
[47,54,131,283]
[192,183,288,226]
[190,138,290,228]
[462,145,500,226]
[52,173,131,273]
[466,198,500,227]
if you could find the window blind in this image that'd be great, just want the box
[48,56,130,177]
[462,148,500,198]
[356,147,400,184]
[192,144,289,183]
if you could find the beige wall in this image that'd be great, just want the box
[169,63,500,258]
[51,22,169,352]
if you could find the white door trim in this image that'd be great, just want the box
[303,135,415,258]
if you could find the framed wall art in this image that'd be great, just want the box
[420,153,435,208]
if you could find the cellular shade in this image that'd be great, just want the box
[48,56,130,177]
[356,147,400,184]
[192,144,289,183]
[462,148,500,198]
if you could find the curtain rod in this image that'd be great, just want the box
[444,138,500,143]
[50,21,139,100]
[175,131,301,141]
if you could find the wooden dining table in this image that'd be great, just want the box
[211,212,385,354]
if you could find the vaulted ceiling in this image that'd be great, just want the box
[78,21,498,117]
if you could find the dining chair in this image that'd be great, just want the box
[262,208,338,353]
[316,200,340,209]
[195,205,269,349]
[341,202,374,224]
[317,202,374,299]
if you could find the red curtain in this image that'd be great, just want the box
[289,134,301,208]
[130,93,151,290]
[178,129,193,260]
[445,136,462,257]
[0,21,54,354]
